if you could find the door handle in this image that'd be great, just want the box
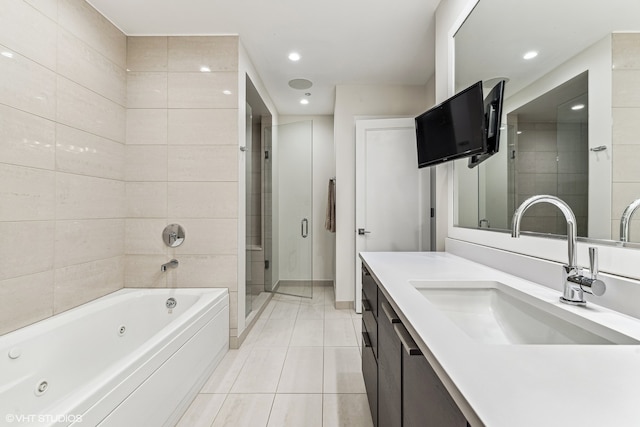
[358,228,371,236]
[301,218,309,238]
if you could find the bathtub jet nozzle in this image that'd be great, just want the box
[161,259,179,272]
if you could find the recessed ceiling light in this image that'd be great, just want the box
[222,90,232,95]
[523,51,538,60]
[288,52,301,62]
[200,66,211,72]
[300,99,309,105]
[571,104,585,110]
[1,51,14,58]
[517,131,523,135]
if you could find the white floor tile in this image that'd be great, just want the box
[231,347,287,393]
[297,302,325,320]
[176,394,226,427]
[269,299,301,320]
[290,318,324,346]
[211,394,274,427]
[324,318,358,347]
[277,347,324,393]
[323,347,366,393]
[267,394,323,427]
[200,349,251,394]
[322,394,373,427]
[252,318,295,347]
[324,306,355,320]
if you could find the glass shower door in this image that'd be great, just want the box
[265,121,313,298]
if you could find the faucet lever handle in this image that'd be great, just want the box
[588,247,598,279]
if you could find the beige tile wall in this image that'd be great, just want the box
[0,0,126,335]
[612,33,640,241]
[124,36,240,340]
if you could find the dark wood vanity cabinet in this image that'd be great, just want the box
[362,265,378,426]
[361,264,469,427]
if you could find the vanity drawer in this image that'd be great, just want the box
[362,265,378,318]
[362,321,378,427]
[363,291,378,358]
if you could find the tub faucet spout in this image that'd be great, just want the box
[511,195,605,306]
[161,259,179,272]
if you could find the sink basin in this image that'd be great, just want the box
[409,280,639,345]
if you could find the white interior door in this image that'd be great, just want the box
[355,118,426,312]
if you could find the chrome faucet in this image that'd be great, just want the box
[511,195,605,306]
[161,259,179,272]
[620,198,640,242]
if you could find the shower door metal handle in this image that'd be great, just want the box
[301,218,309,238]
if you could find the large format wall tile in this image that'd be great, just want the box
[126,109,168,145]
[168,109,237,145]
[55,219,125,268]
[53,256,123,314]
[0,0,128,337]
[0,0,57,70]
[168,72,238,108]
[127,72,168,108]
[57,28,126,106]
[168,145,238,182]
[125,145,168,181]
[168,218,237,255]
[0,104,55,170]
[125,219,168,255]
[56,124,125,180]
[0,271,54,335]
[126,182,168,218]
[168,36,238,72]
[0,45,57,120]
[57,76,126,142]
[56,173,125,220]
[168,182,238,218]
[58,0,126,69]
[0,221,55,281]
[127,37,168,72]
[0,164,55,221]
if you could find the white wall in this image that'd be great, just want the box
[280,115,335,282]
[334,84,431,304]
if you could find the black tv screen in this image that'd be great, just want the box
[415,81,486,168]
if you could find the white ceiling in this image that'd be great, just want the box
[87,0,441,115]
[455,0,640,96]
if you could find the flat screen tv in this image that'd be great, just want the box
[415,81,486,168]
[468,80,506,168]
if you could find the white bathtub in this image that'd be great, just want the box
[0,288,229,427]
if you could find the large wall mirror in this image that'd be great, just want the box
[453,0,640,245]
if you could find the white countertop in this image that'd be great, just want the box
[360,251,640,427]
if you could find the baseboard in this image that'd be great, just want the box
[335,300,354,310]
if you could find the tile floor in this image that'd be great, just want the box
[176,285,373,427]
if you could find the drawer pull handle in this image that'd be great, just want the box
[394,324,422,356]
[381,301,400,323]
[362,298,372,312]
[362,331,372,348]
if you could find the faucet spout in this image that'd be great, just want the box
[161,259,179,272]
[511,195,577,268]
[620,198,640,242]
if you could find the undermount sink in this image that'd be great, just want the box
[409,280,639,345]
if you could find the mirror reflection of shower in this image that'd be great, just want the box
[507,72,589,236]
